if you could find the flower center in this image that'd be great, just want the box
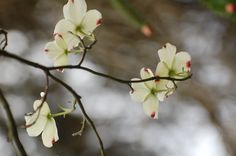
[150,88,156,95]
[64,49,68,55]
[168,70,175,77]
[47,113,52,120]
[76,25,83,33]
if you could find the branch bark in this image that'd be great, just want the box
[0,89,27,156]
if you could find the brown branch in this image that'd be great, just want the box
[25,73,49,128]
[0,49,106,155]
[0,46,191,156]
[0,89,27,156]
[47,72,105,156]
[0,29,8,50]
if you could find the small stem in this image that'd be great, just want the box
[0,89,27,156]
[78,50,87,66]
[72,117,86,136]
[51,111,69,118]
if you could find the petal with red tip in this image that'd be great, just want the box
[25,113,47,137]
[142,95,159,119]
[158,43,176,69]
[130,78,150,103]
[63,0,87,25]
[44,41,64,60]
[80,9,102,35]
[140,67,156,90]
[41,118,59,148]
[172,51,191,78]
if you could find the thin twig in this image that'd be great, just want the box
[0,50,46,70]
[0,49,191,156]
[79,66,192,84]
[0,29,8,50]
[25,73,49,128]
[0,50,192,86]
[0,89,27,156]
[47,72,105,156]
[76,34,97,66]
[72,117,86,136]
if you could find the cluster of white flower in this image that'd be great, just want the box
[44,0,102,67]
[24,0,192,149]
[25,0,102,148]
[130,43,191,119]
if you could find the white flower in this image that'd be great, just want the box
[156,43,191,79]
[25,100,59,148]
[154,43,191,100]
[130,68,168,119]
[44,33,69,67]
[54,0,102,49]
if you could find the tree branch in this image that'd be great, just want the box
[47,72,105,156]
[0,89,27,156]
[0,48,191,156]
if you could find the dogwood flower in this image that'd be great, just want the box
[54,0,102,49]
[156,43,191,79]
[129,67,172,119]
[153,43,191,100]
[25,100,59,148]
[44,33,70,68]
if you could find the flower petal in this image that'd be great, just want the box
[42,118,59,148]
[25,114,47,137]
[54,34,67,50]
[130,78,150,103]
[54,19,76,35]
[155,62,172,101]
[157,81,175,101]
[44,41,65,60]
[172,52,191,77]
[140,67,156,90]
[33,100,50,116]
[54,19,79,49]
[158,43,176,68]
[63,0,87,25]
[142,95,159,119]
[155,62,169,77]
[80,9,102,35]
[54,53,68,67]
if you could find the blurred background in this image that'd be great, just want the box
[0,0,236,155]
